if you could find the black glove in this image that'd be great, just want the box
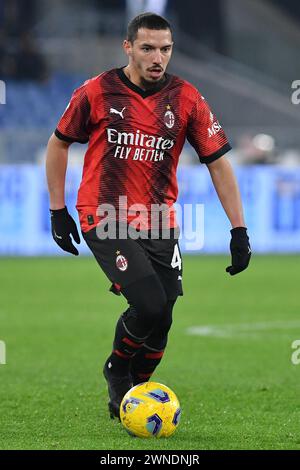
[50,206,80,256]
[226,227,251,276]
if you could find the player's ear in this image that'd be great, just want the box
[123,39,132,58]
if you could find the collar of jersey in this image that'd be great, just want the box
[116,67,171,98]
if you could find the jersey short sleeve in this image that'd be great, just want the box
[186,89,231,164]
[55,83,91,144]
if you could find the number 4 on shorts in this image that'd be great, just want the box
[171,243,182,271]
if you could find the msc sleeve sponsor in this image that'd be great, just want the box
[186,89,231,164]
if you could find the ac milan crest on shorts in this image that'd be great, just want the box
[82,227,183,300]
[116,253,128,272]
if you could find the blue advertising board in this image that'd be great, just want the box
[0,165,299,255]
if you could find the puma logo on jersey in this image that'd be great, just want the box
[110,107,126,119]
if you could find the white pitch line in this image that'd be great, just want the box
[186,320,300,338]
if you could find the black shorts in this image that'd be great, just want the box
[82,227,183,300]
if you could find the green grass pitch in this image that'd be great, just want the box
[0,255,300,450]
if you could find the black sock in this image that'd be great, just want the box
[107,313,148,376]
[129,299,175,384]
[130,343,165,385]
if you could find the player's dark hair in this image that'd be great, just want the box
[127,12,172,43]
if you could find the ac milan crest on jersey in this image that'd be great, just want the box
[116,253,128,271]
[164,107,175,129]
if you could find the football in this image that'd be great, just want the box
[120,382,181,438]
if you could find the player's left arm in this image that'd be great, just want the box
[185,86,251,275]
[207,156,251,275]
[206,156,244,229]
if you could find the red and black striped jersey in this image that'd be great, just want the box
[55,67,231,232]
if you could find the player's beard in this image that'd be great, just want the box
[140,73,166,90]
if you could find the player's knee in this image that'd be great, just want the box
[122,274,168,324]
[144,298,176,350]
[122,295,167,338]
[140,290,168,324]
